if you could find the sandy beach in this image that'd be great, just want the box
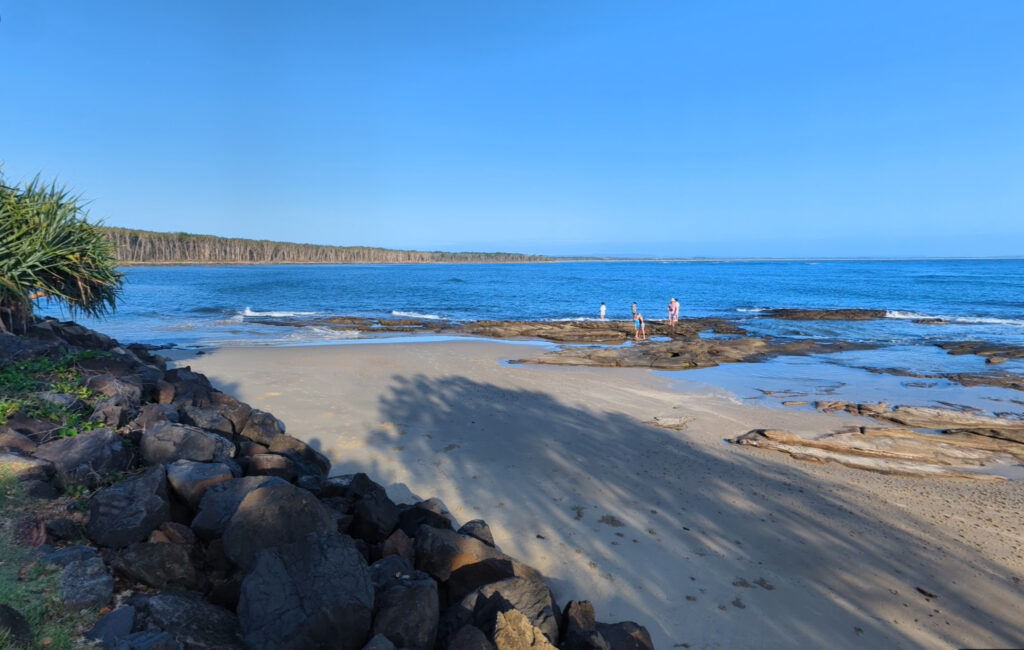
[174,340,1024,649]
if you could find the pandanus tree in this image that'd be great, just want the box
[0,174,123,334]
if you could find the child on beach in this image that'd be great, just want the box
[634,312,646,341]
[668,298,679,328]
[600,302,606,321]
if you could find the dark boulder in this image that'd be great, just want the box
[414,525,519,583]
[449,625,496,650]
[110,542,202,590]
[362,634,396,650]
[189,476,287,541]
[446,558,516,607]
[594,622,654,650]
[561,601,610,650]
[126,404,179,433]
[162,367,214,408]
[40,544,97,567]
[241,453,299,482]
[149,521,196,547]
[113,630,182,650]
[209,392,252,434]
[267,435,331,476]
[141,422,234,466]
[45,517,83,542]
[398,501,456,538]
[350,489,400,544]
[0,430,37,455]
[380,527,414,564]
[0,604,32,647]
[165,459,233,509]
[439,577,560,647]
[237,531,374,650]
[180,406,234,436]
[85,605,136,649]
[458,519,496,548]
[135,591,243,650]
[238,409,285,446]
[372,570,439,650]
[33,429,129,490]
[86,466,170,548]
[85,374,144,404]
[221,481,336,571]
[59,557,113,610]
[34,391,89,413]
[90,395,138,429]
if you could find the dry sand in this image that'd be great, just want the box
[175,340,1024,649]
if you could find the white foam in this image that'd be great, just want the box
[242,307,317,318]
[736,307,767,313]
[885,310,934,320]
[886,310,1024,327]
[391,310,443,320]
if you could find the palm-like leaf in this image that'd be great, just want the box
[0,174,123,333]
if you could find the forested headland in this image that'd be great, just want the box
[102,227,551,264]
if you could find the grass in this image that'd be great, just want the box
[0,472,98,649]
[0,352,102,433]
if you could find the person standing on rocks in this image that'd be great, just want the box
[631,302,638,320]
[634,311,646,341]
[600,302,606,321]
[668,298,679,328]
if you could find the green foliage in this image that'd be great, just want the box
[0,352,99,428]
[0,172,123,333]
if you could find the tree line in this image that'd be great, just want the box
[102,227,551,265]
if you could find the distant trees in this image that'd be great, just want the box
[102,227,549,265]
[0,176,123,334]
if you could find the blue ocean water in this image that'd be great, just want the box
[35,259,1024,349]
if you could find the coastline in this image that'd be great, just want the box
[172,339,1024,649]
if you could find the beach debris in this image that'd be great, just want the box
[599,515,625,527]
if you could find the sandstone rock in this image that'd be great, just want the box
[458,519,495,547]
[440,577,560,646]
[60,557,113,610]
[84,605,136,649]
[165,459,233,509]
[85,374,144,404]
[90,395,137,429]
[0,604,32,647]
[34,429,128,490]
[493,609,557,650]
[238,409,285,446]
[0,452,54,484]
[0,430,37,455]
[86,466,170,548]
[152,521,196,547]
[136,591,243,649]
[414,525,520,582]
[381,527,414,563]
[237,531,374,650]
[190,476,287,541]
[179,406,235,436]
[141,421,235,465]
[222,481,337,571]
[111,542,201,590]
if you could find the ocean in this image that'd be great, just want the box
[36,258,1024,416]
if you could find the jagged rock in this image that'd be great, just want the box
[363,634,397,650]
[90,395,138,429]
[60,556,113,610]
[369,555,417,592]
[267,435,331,476]
[33,429,129,490]
[190,476,287,541]
[381,527,414,563]
[372,569,439,650]
[180,406,235,436]
[458,519,495,547]
[594,622,654,650]
[561,601,610,650]
[141,421,235,465]
[238,409,285,446]
[236,440,268,457]
[242,453,299,481]
[40,544,98,567]
[45,517,82,542]
[0,415,57,444]
[114,631,183,650]
[208,392,252,435]
[493,609,557,650]
[0,452,54,484]
[440,577,560,646]
[165,459,233,509]
[136,591,243,649]
[449,625,496,650]
[398,501,456,537]
[237,531,374,650]
[446,558,516,607]
[85,605,136,649]
[221,481,337,571]
[150,521,196,547]
[414,525,522,583]
[86,466,170,548]
[0,430,37,454]
[155,380,175,405]
[126,404,179,433]
[350,489,401,544]
[0,604,32,647]
[162,367,214,408]
[111,542,201,589]
[85,374,144,404]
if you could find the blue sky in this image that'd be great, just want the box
[1,2,1022,257]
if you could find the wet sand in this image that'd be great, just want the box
[173,340,1024,649]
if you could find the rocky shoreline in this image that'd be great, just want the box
[0,320,653,649]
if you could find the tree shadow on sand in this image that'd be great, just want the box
[348,372,1024,649]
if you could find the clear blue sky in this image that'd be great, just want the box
[1,2,1022,257]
